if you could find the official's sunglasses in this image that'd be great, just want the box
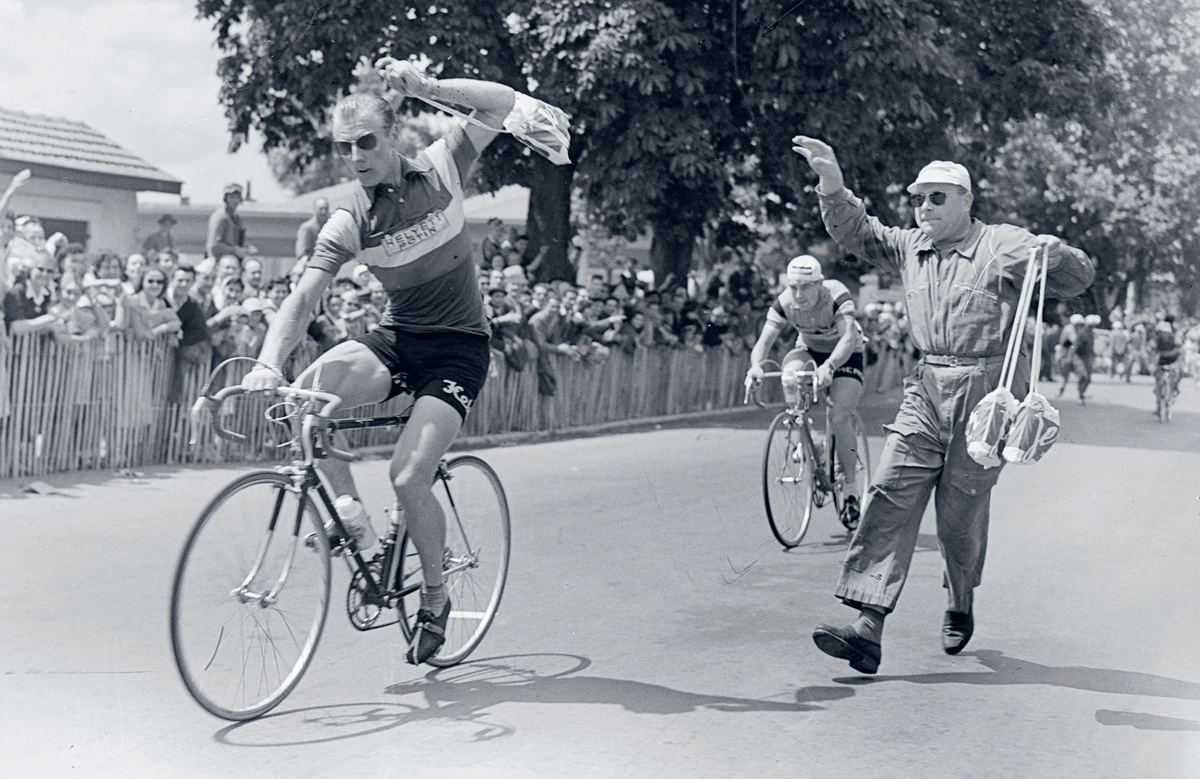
[334,133,379,156]
[909,191,949,208]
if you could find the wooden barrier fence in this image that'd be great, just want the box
[0,333,790,479]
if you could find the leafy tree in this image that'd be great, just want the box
[198,0,1112,291]
[511,0,1112,288]
[985,0,1200,318]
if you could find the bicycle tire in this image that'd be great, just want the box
[170,470,331,721]
[396,455,510,666]
[762,411,818,548]
[831,414,873,530]
[1156,370,1171,423]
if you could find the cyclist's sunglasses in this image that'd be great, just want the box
[334,133,379,156]
[909,191,950,208]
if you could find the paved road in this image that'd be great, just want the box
[2,373,1198,778]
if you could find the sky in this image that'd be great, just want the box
[0,0,294,206]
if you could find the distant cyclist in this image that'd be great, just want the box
[746,255,865,526]
[1150,315,1182,405]
[1057,313,1095,404]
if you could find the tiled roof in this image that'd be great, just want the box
[0,107,180,191]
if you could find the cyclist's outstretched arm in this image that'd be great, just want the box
[377,57,515,154]
[243,266,330,390]
[821,316,861,382]
[748,319,785,381]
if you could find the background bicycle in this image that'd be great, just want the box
[1154,363,1180,422]
[746,360,871,549]
[170,365,510,721]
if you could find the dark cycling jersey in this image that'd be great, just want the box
[1153,330,1180,366]
[306,125,487,337]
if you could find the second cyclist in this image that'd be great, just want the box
[746,254,866,527]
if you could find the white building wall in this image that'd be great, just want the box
[2,173,138,254]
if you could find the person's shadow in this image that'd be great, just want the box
[213,654,853,746]
[836,649,1200,732]
[390,653,852,716]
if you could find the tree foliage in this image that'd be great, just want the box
[200,0,1139,296]
[985,0,1200,317]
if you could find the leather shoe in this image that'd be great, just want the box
[942,610,974,655]
[812,624,881,674]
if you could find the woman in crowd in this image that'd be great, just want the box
[3,255,58,336]
[124,266,182,342]
[123,253,148,296]
[80,252,129,333]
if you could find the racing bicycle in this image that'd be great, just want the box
[746,360,871,549]
[1154,362,1180,423]
[170,364,510,721]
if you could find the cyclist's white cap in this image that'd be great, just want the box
[1070,313,1085,325]
[1085,314,1101,326]
[1156,320,1173,333]
[786,255,823,284]
[907,160,972,193]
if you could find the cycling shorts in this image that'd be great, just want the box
[783,347,864,384]
[356,326,490,420]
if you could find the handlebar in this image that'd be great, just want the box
[190,382,359,462]
[743,366,820,408]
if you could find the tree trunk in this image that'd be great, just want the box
[648,215,699,293]
[524,156,575,284]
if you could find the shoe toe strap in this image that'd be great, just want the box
[415,618,446,638]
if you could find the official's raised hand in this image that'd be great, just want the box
[1034,234,1062,254]
[376,57,434,100]
[791,136,845,194]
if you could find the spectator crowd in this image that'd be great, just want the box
[5,188,1197,410]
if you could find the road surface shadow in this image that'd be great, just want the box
[1095,709,1200,731]
[211,653,848,746]
[390,653,845,715]
[835,649,1200,702]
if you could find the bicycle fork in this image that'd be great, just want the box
[232,480,308,609]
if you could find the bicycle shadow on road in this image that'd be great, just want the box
[211,653,851,747]
[836,649,1200,699]
[389,653,849,716]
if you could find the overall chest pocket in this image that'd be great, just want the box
[951,283,999,321]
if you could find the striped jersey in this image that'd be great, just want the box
[767,279,862,353]
[306,126,487,337]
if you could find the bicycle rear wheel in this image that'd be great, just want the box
[763,410,821,548]
[170,470,331,720]
[397,455,510,666]
[1156,370,1171,423]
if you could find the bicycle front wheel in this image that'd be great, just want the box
[1156,371,1171,422]
[832,414,873,530]
[170,470,331,721]
[762,411,819,548]
[397,455,511,666]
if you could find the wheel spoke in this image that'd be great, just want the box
[397,456,510,666]
[171,471,330,720]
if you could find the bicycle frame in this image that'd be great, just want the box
[193,381,424,629]
[747,366,837,494]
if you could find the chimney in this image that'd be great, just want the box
[245,180,253,202]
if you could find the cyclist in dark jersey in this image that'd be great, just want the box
[242,57,524,665]
[1150,316,1182,402]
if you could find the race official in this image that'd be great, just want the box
[793,136,1095,674]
